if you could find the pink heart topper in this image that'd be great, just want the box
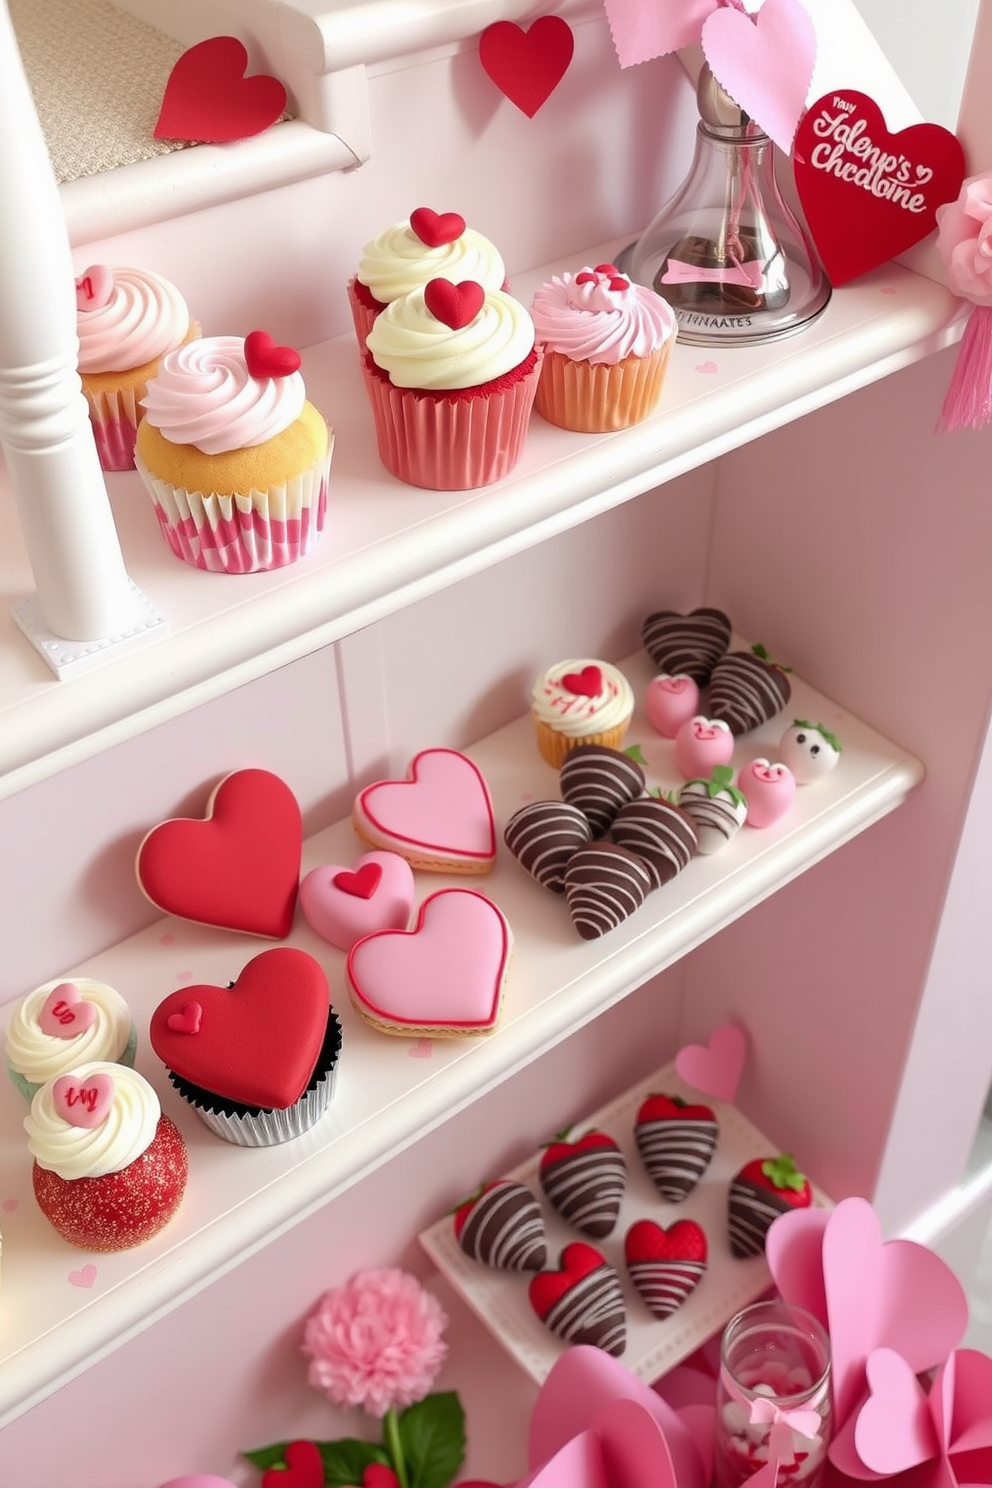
[39,982,97,1039]
[74,265,114,312]
[674,1024,746,1101]
[701,0,816,153]
[766,1197,969,1432]
[52,1071,115,1128]
[479,17,575,119]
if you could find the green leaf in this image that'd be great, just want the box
[244,1442,292,1471]
[624,743,647,765]
[244,1439,391,1486]
[397,1393,466,1488]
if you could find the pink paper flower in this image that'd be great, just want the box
[302,1268,449,1418]
[937,175,992,306]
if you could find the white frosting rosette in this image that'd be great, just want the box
[25,1062,160,1180]
[5,978,136,1098]
[357,217,506,306]
[76,265,191,374]
[140,336,306,454]
[532,661,635,738]
[366,284,535,390]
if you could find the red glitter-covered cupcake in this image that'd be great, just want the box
[25,1062,187,1252]
[363,277,540,490]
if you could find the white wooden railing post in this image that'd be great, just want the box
[0,0,138,643]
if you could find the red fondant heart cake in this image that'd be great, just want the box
[353,749,496,873]
[347,888,511,1037]
[136,768,303,938]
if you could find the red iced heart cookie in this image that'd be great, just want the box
[424,278,485,329]
[793,91,966,286]
[75,265,113,311]
[154,35,287,144]
[410,207,466,248]
[625,1218,708,1318]
[52,1072,115,1128]
[347,888,511,1036]
[261,1441,324,1488]
[244,329,301,379]
[529,1242,626,1355]
[39,982,97,1039]
[479,17,574,119]
[150,947,329,1108]
[562,665,603,698]
[300,851,415,952]
[353,748,496,873]
[136,768,303,938]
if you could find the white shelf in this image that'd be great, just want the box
[0,647,922,1427]
[0,247,962,801]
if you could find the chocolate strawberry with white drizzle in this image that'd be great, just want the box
[678,766,748,852]
[539,1127,627,1238]
[728,1152,812,1258]
[708,643,792,735]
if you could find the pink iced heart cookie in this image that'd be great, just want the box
[347,888,511,1037]
[300,851,415,951]
[39,982,97,1039]
[52,1071,115,1128]
[353,749,496,873]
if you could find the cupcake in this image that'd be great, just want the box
[148,947,342,1146]
[75,263,200,471]
[134,332,332,572]
[25,1062,188,1252]
[5,977,137,1103]
[532,660,635,767]
[530,264,677,432]
[348,207,506,347]
[363,278,540,490]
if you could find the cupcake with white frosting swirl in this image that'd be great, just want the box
[26,1062,188,1251]
[530,264,677,432]
[74,263,200,471]
[348,207,506,347]
[363,277,540,489]
[5,977,137,1103]
[135,332,333,572]
[531,659,635,767]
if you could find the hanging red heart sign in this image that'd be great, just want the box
[793,91,966,286]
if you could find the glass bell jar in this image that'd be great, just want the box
[619,64,831,345]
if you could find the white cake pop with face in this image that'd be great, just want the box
[779,720,842,784]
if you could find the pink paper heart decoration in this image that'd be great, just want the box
[75,265,113,311]
[939,1347,992,1454]
[603,0,718,69]
[479,17,574,118]
[765,1205,829,1328]
[855,1349,940,1475]
[599,1398,681,1488]
[821,1198,968,1427]
[69,1263,97,1288]
[701,0,817,153]
[674,1024,746,1101]
[52,1072,115,1128]
[39,982,97,1038]
[300,851,415,951]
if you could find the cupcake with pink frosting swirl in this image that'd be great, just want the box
[530,264,677,432]
[74,263,200,471]
[134,333,332,572]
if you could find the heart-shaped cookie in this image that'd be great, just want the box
[300,851,415,951]
[154,35,286,144]
[347,888,511,1036]
[136,769,303,938]
[353,749,496,873]
[641,608,731,684]
[150,947,329,1108]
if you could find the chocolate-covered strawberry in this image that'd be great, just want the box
[779,720,842,784]
[635,1092,718,1200]
[707,644,792,736]
[625,1218,708,1318]
[641,607,732,684]
[611,795,697,889]
[504,800,591,893]
[559,744,645,837]
[529,1242,626,1356]
[678,766,747,853]
[454,1178,547,1271]
[728,1153,812,1258]
[539,1128,627,1238]
[564,842,653,939]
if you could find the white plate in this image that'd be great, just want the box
[419,1060,830,1385]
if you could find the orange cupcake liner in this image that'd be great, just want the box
[535,343,673,433]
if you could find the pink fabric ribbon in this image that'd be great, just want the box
[661,258,765,289]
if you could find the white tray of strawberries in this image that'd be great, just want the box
[419,1060,832,1385]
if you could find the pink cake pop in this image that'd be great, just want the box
[737,759,796,828]
[645,674,701,738]
[675,715,734,779]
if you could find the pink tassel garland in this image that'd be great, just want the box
[938,303,992,432]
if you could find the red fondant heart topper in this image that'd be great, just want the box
[794,91,966,286]
[244,330,301,379]
[424,278,485,330]
[410,207,466,248]
[479,16,574,119]
[154,36,286,145]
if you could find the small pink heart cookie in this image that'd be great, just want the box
[347,888,512,1037]
[353,749,496,873]
[300,851,415,951]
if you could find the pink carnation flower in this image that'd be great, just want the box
[303,1269,449,1418]
[937,175,992,307]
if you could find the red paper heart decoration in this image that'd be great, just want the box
[424,278,485,329]
[150,948,329,1109]
[136,768,303,938]
[793,91,966,286]
[154,36,287,144]
[410,207,466,248]
[562,665,603,697]
[479,17,574,119]
[261,1440,324,1488]
[333,864,382,899]
[244,329,301,379]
